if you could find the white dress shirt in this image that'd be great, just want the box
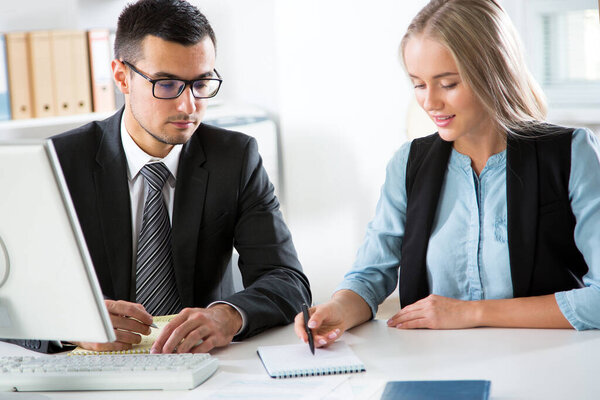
[120,116,246,334]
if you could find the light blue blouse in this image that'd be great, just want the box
[337,128,600,330]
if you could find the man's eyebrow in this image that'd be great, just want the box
[152,70,215,79]
[408,72,459,80]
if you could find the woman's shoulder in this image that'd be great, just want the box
[571,127,600,158]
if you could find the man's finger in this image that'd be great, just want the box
[105,300,153,326]
[109,314,152,335]
[189,336,215,354]
[113,329,143,345]
[152,313,189,353]
[175,327,206,353]
[163,319,210,354]
[77,340,133,352]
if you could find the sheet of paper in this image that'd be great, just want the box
[183,372,349,400]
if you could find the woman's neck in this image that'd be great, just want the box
[453,130,506,176]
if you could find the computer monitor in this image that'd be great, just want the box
[0,140,114,343]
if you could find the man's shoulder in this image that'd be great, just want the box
[52,120,102,147]
[190,123,259,162]
[194,123,253,148]
[51,111,120,152]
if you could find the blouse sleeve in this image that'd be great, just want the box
[335,141,412,317]
[555,128,600,330]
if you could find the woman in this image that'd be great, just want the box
[295,0,600,347]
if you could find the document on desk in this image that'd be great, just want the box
[257,341,365,378]
[69,315,176,355]
[185,372,349,400]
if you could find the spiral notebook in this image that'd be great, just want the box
[69,315,175,355]
[257,341,366,379]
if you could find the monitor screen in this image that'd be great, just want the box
[0,140,114,343]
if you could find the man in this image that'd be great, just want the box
[51,0,310,353]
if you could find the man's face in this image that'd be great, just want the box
[121,35,217,157]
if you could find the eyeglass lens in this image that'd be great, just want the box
[154,79,220,99]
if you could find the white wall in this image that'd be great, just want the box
[272,1,427,302]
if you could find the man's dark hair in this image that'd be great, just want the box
[114,0,216,63]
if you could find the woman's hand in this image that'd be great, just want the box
[293,290,372,348]
[294,301,345,348]
[387,294,479,329]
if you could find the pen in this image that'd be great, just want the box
[301,302,315,355]
[150,322,158,329]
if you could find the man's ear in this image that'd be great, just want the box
[112,59,129,95]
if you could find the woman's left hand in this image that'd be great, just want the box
[387,294,479,329]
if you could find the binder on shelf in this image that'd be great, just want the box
[70,30,92,114]
[50,30,75,116]
[5,32,32,119]
[87,29,115,113]
[0,35,11,121]
[27,30,56,118]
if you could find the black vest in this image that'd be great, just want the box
[399,128,588,307]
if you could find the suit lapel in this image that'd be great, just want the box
[506,136,538,298]
[93,112,133,301]
[172,131,207,307]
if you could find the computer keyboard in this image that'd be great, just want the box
[0,353,218,391]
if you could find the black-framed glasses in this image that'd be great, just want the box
[122,60,222,99]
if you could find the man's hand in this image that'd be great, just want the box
[73,300,153,351]
[151,304,242,354]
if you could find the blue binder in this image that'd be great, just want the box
[381,380,491,400]
[0,35,11,121]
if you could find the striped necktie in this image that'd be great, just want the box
[135,162,182,316]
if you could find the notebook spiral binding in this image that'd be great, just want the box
[275,365,366,379]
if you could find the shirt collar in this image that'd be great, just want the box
[449,147,506,172]
[120,114,183,183]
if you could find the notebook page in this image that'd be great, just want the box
[70,314,175,355]
[257,341,365,378]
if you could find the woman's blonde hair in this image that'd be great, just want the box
[400,0,547,135]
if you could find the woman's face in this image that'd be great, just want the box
[403,35,495,144]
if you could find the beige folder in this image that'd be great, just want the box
[27,31,56,118]
[50,30,74,116]
[71,31,92,114]
[87,29,115,113]
[49,30,92,116]
[5,32,32,119]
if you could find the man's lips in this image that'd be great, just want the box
[170,120,196,128]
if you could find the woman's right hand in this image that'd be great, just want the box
[294,300,346,348]
[294,290,372,348]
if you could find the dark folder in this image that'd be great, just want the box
[381,380,491,400]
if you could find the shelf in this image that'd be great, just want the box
[0,111,115,140]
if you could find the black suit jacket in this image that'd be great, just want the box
[51,109,311,340]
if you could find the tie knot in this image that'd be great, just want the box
[140,162,170,191]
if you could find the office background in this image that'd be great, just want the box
[0,0,598,304]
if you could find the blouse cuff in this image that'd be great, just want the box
[555,292,592,331]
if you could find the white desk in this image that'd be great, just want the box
[2,320,599,399]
